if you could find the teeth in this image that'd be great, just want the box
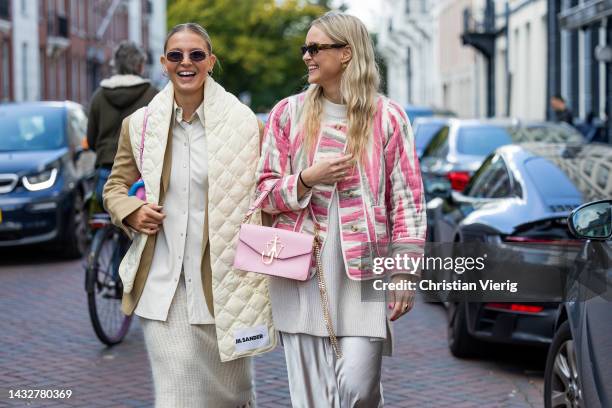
[178,72,195,76]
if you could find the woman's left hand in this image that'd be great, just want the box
[388,274,417,321]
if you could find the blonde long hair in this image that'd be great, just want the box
[302,12,380,163]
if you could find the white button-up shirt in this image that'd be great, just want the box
[134,101,214,324]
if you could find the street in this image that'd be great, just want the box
[0,248,545,408]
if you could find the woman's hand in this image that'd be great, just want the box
[388,274,417,321]
[125,203,165,235]
[301,154,353,187]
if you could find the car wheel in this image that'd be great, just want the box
[62,191,88,259]
[447,301,480,358]
[544,321,582,408]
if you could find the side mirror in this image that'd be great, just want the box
[568,200,612,240]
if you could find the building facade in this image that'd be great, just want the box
[0,0,166,106]
[377,0,438,108]
[379,0,556,122]
[550,0,612,142]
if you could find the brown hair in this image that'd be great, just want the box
[164,23,213,53]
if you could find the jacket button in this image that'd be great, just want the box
[351,225,359,232]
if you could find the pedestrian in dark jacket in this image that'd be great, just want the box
[87,41,158,206]
[550,95,574,126]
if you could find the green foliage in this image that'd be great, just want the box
[167,0,329,112]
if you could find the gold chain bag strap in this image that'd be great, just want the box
[310,208,342,359]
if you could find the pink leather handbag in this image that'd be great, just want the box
[233,184,318,281]
[233,183,342,358]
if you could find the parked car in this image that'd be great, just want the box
[420,119,585,202]
[412,117,449,158]
[427,142,612,357]
[0,102,94,258]
[544,199,612,408]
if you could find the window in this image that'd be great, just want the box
[0,105,66,151]
[405,0,410,14]
[465,155,513,199]
[455,126,512,156]
[1,40,9,101]
[422,126,449,159]
[71,58,78,101]
[79,0,85,31]
[22,43,27,100]
[21,0,26,16]
[524,157,581,199]
[414,122,445,152]
[80,59,87,102]
[49,59,56,99]
[58,55,66,100]
[70,0,77,31]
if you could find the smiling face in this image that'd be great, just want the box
[160,30,216,97]
[303,25,350,88]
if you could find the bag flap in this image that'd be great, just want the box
[238,224,314,259]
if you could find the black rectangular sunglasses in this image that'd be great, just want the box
[166,50,207,63]
[300,43,347,56]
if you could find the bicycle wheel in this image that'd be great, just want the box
[86,226,132,346]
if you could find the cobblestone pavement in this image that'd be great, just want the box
[0,249,545,408]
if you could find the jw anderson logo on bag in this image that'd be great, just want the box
[261,235,284,264]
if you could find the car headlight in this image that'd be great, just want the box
[22,167,59,191]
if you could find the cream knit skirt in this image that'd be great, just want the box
[140,276,255,408]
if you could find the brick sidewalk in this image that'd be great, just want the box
[0,251,544,407]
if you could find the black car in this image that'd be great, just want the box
[427,142,612,357]
[0,102,94,258]
[544,199,612,408]
[421,119,585,203]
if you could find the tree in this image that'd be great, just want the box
[167,0,329,111]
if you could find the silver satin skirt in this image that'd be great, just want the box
[281,332,384,408]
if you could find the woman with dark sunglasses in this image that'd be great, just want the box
[256,11,426,407]
[103,23,275,407]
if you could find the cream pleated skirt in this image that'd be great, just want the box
[140,276,254,408]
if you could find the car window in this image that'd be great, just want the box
[68,107,87,148]
[456,126,512,156]
[422,126,449,159]
[414,123,444,151]
[524,157,581,199]
[465,155,512,198]
[0,106,66,151]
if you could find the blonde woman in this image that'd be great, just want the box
[256,11,426,407]
[104,23,275,407]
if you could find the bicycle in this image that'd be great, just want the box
[84,183,140,346]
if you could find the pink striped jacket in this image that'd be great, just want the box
[255,93,426,280]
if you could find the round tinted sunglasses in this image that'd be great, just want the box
[166,50,207,63]
[300,43,347,56]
